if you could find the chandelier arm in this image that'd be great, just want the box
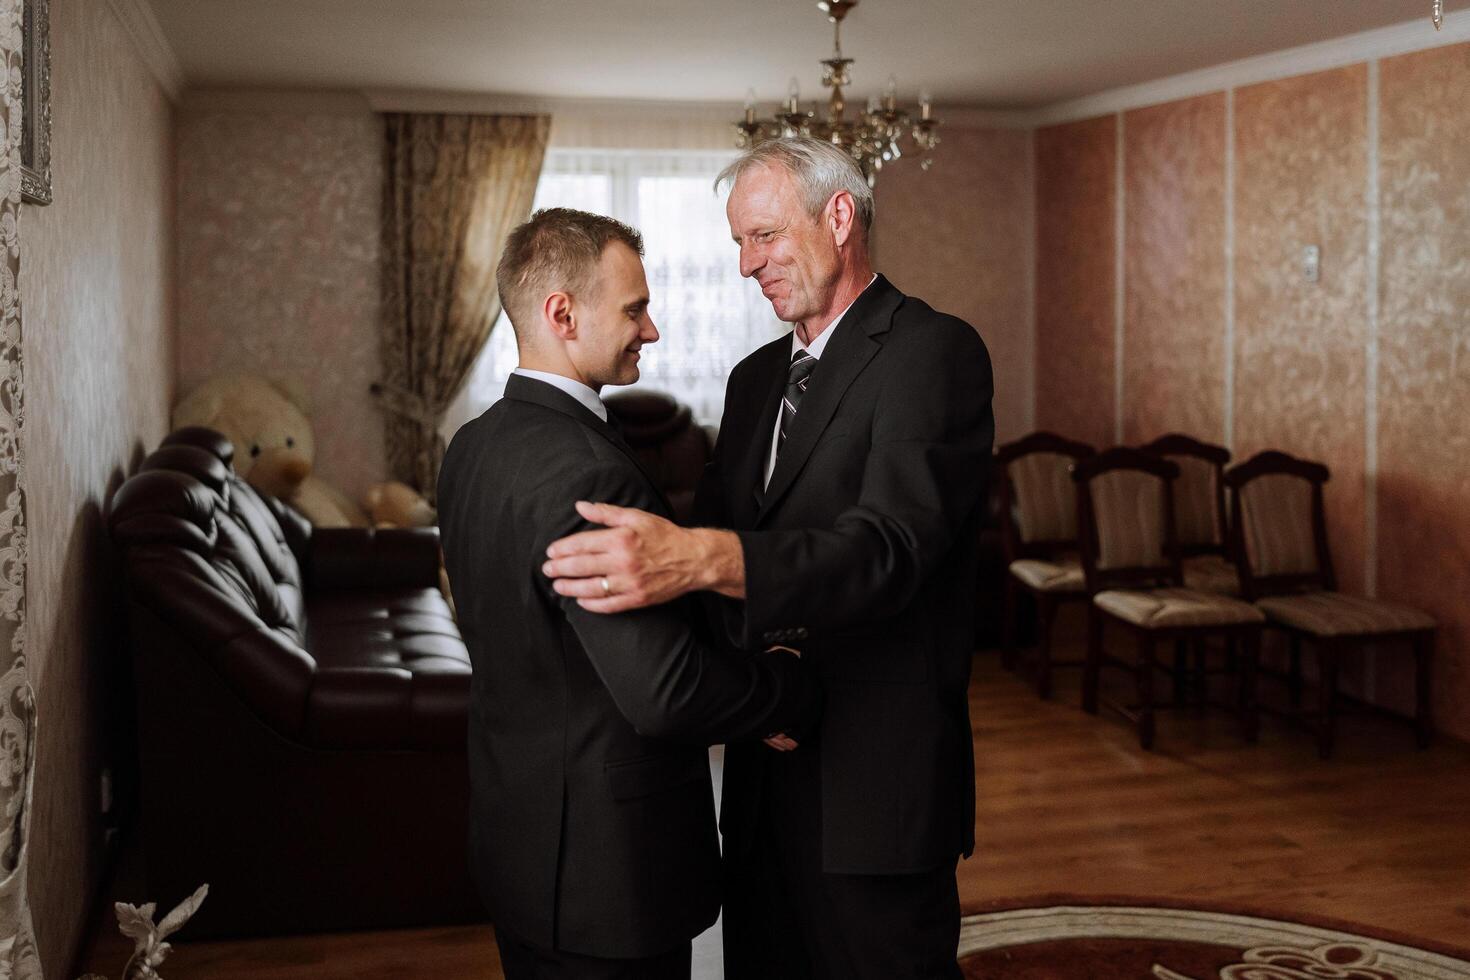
[732,0,940,185]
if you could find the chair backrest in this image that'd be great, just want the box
[994,432,1095,558]
[1223,450,1333,598]
[1072,447,1182,593]
[603,389,713,525]
[1141,433,1230,553]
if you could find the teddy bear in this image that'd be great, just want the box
[363,480,436,528]
[172,373,369,528]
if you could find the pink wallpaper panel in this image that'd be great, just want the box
[1377,42,1470,741]
[176,103,385,501]
[1035,115,1117,449]
[1232,66,1369,595]
[874,127,1033,443]
[1122,94,1227,447]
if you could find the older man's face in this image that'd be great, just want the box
[727,164,840,325]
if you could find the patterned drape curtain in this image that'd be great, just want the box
[375,113,549,498]
[0,0,41,975]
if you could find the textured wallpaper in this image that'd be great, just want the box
[1122,94,1227,446]
[1032,47,1470,741]
[1233,66,1369,597]
[873,127,1033,443]
[1035,115,1117,448]
[1377,44,1470,730]
[18,1,177,975]
[176,101,385,501]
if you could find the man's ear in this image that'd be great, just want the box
[544,291,577,340]
[828,190,856,248]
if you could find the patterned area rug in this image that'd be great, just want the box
[958,903,1470,979]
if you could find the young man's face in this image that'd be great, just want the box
[570,241,658,390]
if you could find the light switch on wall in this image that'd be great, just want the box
[1302,244,1321,283]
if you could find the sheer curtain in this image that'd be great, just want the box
[442,147,786,438]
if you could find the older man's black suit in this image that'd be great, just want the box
[698,275,994,979]
[437,374,819,976]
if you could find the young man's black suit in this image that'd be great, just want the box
[698,275,994,979]
[437,374,819,976]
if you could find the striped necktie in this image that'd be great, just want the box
[778,349,817,460]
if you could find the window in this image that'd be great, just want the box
[454,148,786,432]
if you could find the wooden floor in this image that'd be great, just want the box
[78,643,1470,978]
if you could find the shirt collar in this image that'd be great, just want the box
[511,367,607,422]
[792,273,879,361]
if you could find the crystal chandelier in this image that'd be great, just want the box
[734,0,940,186]
[1433,0,1444,28]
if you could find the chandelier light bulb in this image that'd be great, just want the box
[1433,0,1444,28]
[919,88,933,121]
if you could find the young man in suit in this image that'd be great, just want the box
[542,139,995,979]
[436,207,821,980]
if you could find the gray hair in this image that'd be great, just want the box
[716,137,874,238]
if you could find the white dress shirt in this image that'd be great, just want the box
[763,275,878,488]
[512,367,608,422]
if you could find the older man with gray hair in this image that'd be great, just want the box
[543,138,995,978]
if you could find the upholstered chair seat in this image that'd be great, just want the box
[1095,587,1264,630]
[1008,556,1086,593]
[1254,591,1436,638]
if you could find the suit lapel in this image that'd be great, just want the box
[756,276,902,525]
[503,374,673,517]
[733,340,790,525]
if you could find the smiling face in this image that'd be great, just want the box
[567,241,658,389]
[726,163,842,326]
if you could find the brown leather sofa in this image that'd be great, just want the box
[106,427,479,937]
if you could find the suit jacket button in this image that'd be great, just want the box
[795,628,809,639]
[763,632,777,644]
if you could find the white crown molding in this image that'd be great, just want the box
[363,89,742,120]
[1029,8,1470,127]
[939,106,1033,130]
[105,0,186,102]
[182,88,374,115]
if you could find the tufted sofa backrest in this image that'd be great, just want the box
[109,438,316,737]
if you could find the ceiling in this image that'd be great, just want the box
[144,0,1463,110]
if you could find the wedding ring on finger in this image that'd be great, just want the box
[600,576,612,597]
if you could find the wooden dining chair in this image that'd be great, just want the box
[1140,433,1238,595]
[1074,448,1265,749]
[1141,433,1239,707]
[1224,450,1437,759]
[995,432,1094,699]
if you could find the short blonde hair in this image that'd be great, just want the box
[496,208,645,341]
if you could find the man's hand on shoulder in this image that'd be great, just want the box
[543,500,747,612]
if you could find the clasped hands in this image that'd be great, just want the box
[543,500,795,752]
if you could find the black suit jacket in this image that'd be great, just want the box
[437,374,819,959]
[698,274,994,875]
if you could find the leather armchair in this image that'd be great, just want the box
[603,390,714,525]
[108,427,478,937]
